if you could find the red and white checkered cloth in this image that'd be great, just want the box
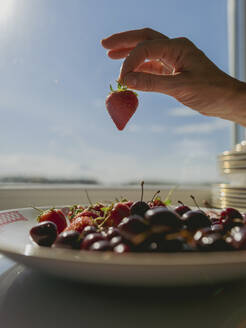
[0,211,28,226]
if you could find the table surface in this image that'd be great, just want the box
[1,255,246,328]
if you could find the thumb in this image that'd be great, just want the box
[123,71,183,95]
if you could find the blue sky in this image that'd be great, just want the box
[0,0,231,184]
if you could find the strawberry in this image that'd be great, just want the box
[105,202,130,227]
[36,208,67,234]
[65,216,94,233]
[73,209,100,221]
[105,82,138,130]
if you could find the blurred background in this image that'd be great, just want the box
[0,0,233,187]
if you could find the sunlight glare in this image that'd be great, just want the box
[0,0,15,24]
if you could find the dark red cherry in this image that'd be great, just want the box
[89,240,112,251]
[82,225,97,237]
[106,227,121,240]
[229,226,246,250]
[220,208,243,221]
[54,230,81,249]
[118,215,149,245]
[110,235,124,248]
[195,232,230,251]
[81,233,106,250]
[174,201,191,216]
[182,210,211,231]
[118,215,148,234]
[113,243,131,253]
[211,224,224,234]
[145,207,182,232]
[211,218,221,225]
[130,181,150,217]
[174,205,191,217]
[130,201,150,217]
[30,221,57,247]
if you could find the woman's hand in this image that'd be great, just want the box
[101,28,246,125]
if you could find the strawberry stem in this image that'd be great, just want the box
[32,206,43,213]
[85,189,93,206]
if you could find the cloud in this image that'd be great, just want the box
[174,119,230,134]
[169,106,198,117]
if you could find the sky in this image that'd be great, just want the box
[0,0,232,184]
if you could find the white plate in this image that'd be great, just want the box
[1,207,246,286]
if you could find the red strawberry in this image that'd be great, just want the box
[65,216,94,233]
[106,202,130,227]
[73,209,100,221]
[105,82,138,130]
[37,208,67,234]
[123,201,134,209]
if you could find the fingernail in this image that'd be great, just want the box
[125,73,137,87]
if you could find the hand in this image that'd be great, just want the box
[101,28,246,124]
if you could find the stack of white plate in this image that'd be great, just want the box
[212,184,246,210]
[218,140,246,184]
[212,140,246,209]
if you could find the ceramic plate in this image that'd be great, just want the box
[1,207,246,286]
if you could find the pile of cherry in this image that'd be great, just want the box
[29,185,246,253]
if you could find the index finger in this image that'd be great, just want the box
[119,38,193,83]
[101,27,168,50]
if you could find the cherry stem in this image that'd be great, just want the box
[140,181,144,202]
[178,200,185,206]
[85,189,93,206]
[190,195,201,210]
[151,190,160,202]
[203,201,218,216]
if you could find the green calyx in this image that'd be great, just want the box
[109,81,138,96]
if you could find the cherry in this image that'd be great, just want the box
[145,207,182,232]
[54,230,81,249]
[220,208,243,231]
[34,207,67,234]
[90,240,112,251]
[211,224,224,234]
[229,226,246,250]
[81,233,106,250]
[110,235,124,248]
[118,215,148,234]
[113,243,131,253]
[174,201,191,216]
[118,215,149,245]
[182,210,211,231]
[106,227,121,240]
[148,190,166,208]
[195,232,230,251]
[211,218,221,225]
[157,237,184,252]
[30,221,57,247]
[220,207,243,221]
[82,225,98,237]
[130,181,150,217]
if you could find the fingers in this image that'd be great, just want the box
[107,47,134,59]
[135,60,172,75]
[119,38,193,83]
[101,27,168,50]
[124,71,185,95]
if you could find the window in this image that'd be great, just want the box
[0,0,230,187]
